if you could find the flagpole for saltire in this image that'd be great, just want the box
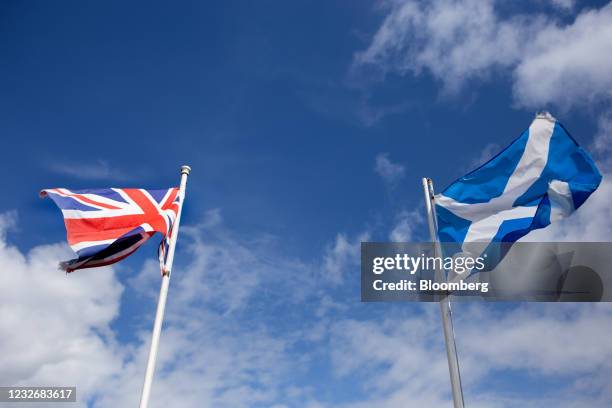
[139,165,191,408]
[422,177,465,408]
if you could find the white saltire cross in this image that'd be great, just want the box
[435,113,574,251]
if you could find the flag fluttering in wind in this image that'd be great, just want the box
[42,166,191,408]
[423,115,601,408]
[435,112,602,250]
[40,187,180,272]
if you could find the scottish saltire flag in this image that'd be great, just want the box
[435,112,601,252]
[41,187,180,272]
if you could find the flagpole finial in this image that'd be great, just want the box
[180,165,192,175]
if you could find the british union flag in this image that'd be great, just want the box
[41,187,180,272]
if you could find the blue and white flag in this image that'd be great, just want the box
[435,112,602,250]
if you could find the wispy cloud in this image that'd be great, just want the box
[547,0,576,11]
[322,231,370,285]
[47,159,132,181]
[354,0,533,95]
[354,0,612,111]
[389,209,423,242]
[295,79,411,127]
[3,208,612,407]
[467,142,501,171]
[327,303,612,407]
[375,153,406,185]
[593,109,612,159]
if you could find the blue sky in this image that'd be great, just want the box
[2,1,612,407]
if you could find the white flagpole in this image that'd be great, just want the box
[139,165,191,408]
[422,177,465,408]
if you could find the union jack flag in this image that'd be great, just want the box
[41,187,180,272]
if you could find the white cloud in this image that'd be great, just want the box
[328,309,452,408]
[323,232,370,285]
[0,212,124,407]
[48,159,131,181]
[170,210,317,310]
[593,109,612,158]
[513,4,612,109]
[324,303,612,408]
[456,304,612,376]
[355,0,612,111]
[547,0,576,11]
[95,210,323,407]
[0,210,17,240]
[375,153,406,185]
[389,209,423,241]
[95,318,297,408]
[4,205,612,407]
[0,210,313,408]
[355,0,537,94]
